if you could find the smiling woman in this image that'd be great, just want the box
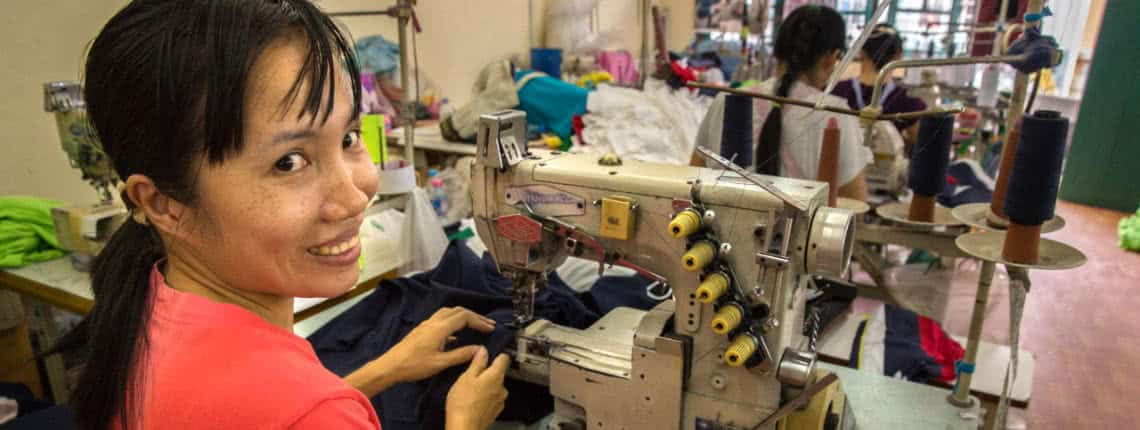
[49,1,509,429]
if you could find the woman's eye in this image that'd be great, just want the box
[343,130,361,149]
[274,153,308,173]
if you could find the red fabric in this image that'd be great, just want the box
[917,315,965,382]
[131,267,381,429]
[572,114,587,145]
[670,61,698,84]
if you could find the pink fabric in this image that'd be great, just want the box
[595,50,639,85]
[131,267,380,429]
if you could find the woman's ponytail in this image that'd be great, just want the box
[755,5,846,176]
[52,216,163,430]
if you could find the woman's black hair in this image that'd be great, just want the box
[50,1,361,429]
[863,24,904,71]
[756,5,845,175]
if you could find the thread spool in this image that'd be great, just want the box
[1002,110,1069,264]
[696,272,730,304]
[989,124,1022,223]
[816,118,841,207]
[682,241,716,272]
[711,303,744,335]
[907,115,954,222]
[669,209,701,238]
[725,334,758,367]
[720,94,754,167]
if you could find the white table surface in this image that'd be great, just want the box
[1,231,405,330]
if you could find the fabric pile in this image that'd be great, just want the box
[0,196,66,268]
[577,79,712,165]
[849,303,964,383]
[307,241,660,430]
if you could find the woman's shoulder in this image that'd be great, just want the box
[141,317,371,428]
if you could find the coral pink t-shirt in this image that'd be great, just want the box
[132,267,380,429]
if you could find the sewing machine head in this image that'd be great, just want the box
[471,110,856,429]
[43,81,127,271]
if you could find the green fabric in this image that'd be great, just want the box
[1120,206,1140,252]
[0,196,67,268]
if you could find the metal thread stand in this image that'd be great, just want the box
[948,0,1045,408]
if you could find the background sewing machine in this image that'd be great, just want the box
[43,81,126,271]
[470,111,978,429]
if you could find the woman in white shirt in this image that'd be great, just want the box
[694,5,872,200]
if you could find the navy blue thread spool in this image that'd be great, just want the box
[907,115,955,222]
[1002,110,1069,263]
[720,94,753,168]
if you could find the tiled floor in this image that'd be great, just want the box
[877,201,1139,428]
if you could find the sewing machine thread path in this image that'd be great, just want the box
[472,111,856,429]
[43,81,126,271]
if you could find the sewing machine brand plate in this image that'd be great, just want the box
[494,214,543,245]
[504,185,586,216]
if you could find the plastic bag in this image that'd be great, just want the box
[400,188,448,273]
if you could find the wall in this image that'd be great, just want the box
[1059,0,1140,213]
[1,1,696,204]
[0,1,123,203]
[319,0,533,107]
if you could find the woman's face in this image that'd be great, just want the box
[176,35,378,298]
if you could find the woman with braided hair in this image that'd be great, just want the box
[694,5,872,200]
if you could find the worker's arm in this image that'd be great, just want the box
[838,172,869,201]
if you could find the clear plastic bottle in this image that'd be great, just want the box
[429,178,449,218]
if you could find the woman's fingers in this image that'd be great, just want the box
[481,353,511,383]
[464,346,489,376]
[439,344,482,368]
[442,308,496,334]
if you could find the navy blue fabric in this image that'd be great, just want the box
[882,306,943,382]
[848,305,943,383]
[307,241,659,429]
[938,160,994,208]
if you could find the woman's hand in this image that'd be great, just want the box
[446,347,510,430]
[345,307,495,396]
[388,307,497,382]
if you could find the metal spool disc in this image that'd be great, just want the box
[950,202,1066,233]
[875,201,964,228]
[955,231,1087,270]
[835,197,870,215]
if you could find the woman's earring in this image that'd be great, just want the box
[132,210,150,226]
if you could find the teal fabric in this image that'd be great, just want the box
[514,70,589,143]
[0,196,66,268]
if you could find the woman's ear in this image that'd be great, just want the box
[123,174,190,238]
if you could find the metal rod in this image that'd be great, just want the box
[949,260,996,407]
[695,147,809,212]
[1004,0,1044,134]
[396,0,415,165]
[640,0,651,87]
[862,54,1028,145]
[328,10,390,17]
[687,81,964,121]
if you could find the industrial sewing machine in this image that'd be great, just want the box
[43,81,127,271]
[471,110,862,429]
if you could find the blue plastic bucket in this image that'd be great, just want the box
[530,48,563,79]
